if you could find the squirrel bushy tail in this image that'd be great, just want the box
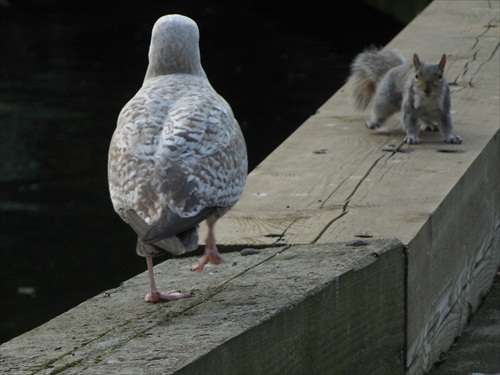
[349,48,404,110]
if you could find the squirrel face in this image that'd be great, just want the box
[413,53,446,97]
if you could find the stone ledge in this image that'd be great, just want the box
[0,238,404,375]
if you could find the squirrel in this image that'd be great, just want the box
[348,48,462,144]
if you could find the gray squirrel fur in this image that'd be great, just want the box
[349,48,462,144]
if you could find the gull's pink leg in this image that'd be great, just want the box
[191,221,223,271]
[144,256,192,303]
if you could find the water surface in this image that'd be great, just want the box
[0,0,404,342]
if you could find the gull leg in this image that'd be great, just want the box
[191,221,223,271]
[144,256,192,303]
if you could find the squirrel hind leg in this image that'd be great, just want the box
[366,101,397,130]
[365,120,381,129]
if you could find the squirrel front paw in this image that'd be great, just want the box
[404,135,420,144]
[444,135,462,144]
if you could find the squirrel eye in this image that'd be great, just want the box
[415,73,419,79]
[437,73,443,79]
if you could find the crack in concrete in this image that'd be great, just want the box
[319,138,396,210]
[311,142,397,244]
[61,245,295,373]
[470,41,499,87]
[268,218,300,245]
[39,316,138,374]
[310,210,349,244]
[318,174,351,209]
[452,17,499,87]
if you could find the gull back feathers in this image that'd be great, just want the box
[108,15,247,256]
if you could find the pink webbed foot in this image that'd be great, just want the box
[191,218,224,271]
[145,290,192,303]
[191,250,223,271]
[144,256,192,303]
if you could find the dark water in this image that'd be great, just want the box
[0,0,406,343]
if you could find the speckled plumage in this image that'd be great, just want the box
[108,15,247,260]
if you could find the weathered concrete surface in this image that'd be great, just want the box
[405,134,500,374]
[0,238,404,375]
[429,272,500,374]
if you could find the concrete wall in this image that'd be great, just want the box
[0,240,405,374]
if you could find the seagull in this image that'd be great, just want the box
[108,14,247,303]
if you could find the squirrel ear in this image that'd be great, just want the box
[438,54,446,72]
[413,53,421,70]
